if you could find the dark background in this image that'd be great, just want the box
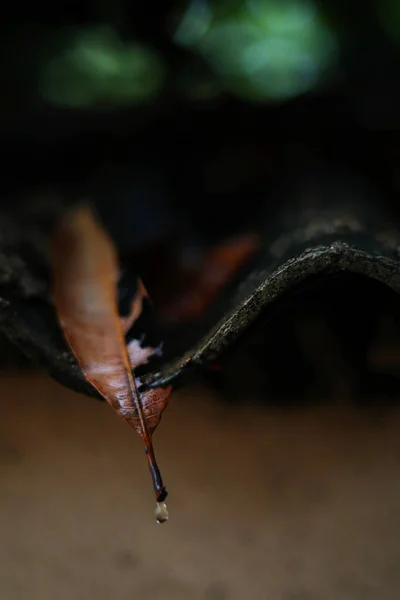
[2,0,400,233]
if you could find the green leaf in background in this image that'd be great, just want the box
[41,26,166,108]
[173,0,338,102]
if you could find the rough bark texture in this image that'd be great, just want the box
[1,168,400,398]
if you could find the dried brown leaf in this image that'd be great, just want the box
[52,204,172,503]
[161,232,259,321]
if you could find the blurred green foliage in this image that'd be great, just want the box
[12,0,400,113]
[174,0,338,101]
[41,25,165,107]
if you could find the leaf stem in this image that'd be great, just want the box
[121,323,167,501]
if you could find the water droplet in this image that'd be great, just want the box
[155,502,168,524]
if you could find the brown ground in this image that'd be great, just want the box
[1,372,400,599]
